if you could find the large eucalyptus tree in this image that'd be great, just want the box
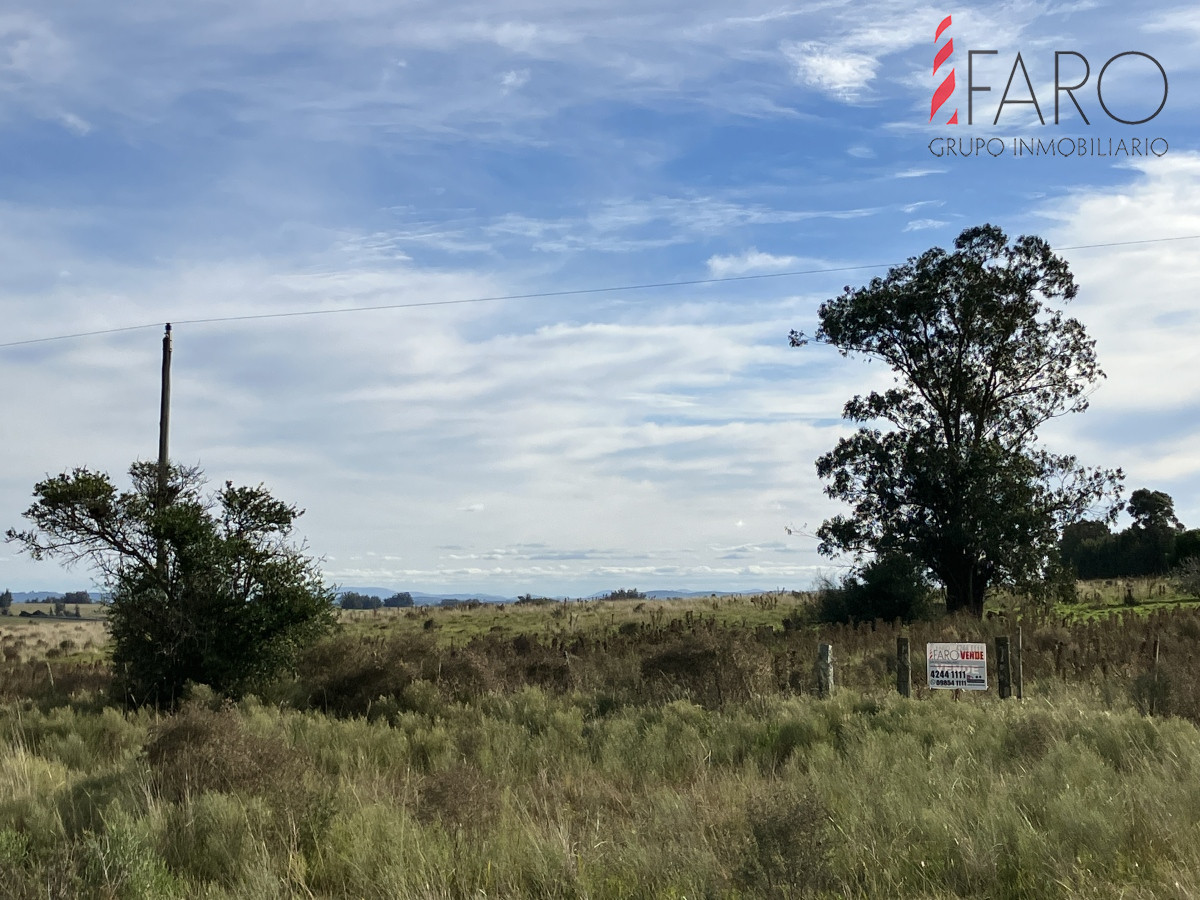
[793,224,1122,616]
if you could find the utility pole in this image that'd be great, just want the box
[156,324,172,578]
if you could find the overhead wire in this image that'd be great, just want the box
[2,232,1198,351]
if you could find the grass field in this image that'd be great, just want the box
[3,584,1200,898]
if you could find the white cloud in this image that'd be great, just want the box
[0,217,857,592]
[3,0,1198,594]
[782,40,877,102]
[487,196,881,256]
[500,68,530,92]
[1034,153,1200,516]
[1143,7,1200,43]
[706,248,801,276]
[0,13,71,83]
[903,218,948,231]
[53,109,90,134]
[893,168,943,178]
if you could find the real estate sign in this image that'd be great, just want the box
[926,642,988,690]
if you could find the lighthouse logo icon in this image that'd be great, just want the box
[931,15,958,124]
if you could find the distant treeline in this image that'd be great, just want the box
[1,589,92,615]
[1061,489,1200,579]
[339,591,414,609]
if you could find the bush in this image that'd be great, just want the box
[516,594,556,605]
[8,462,337,707]
[732,785,833,897]
[1174,557,1200,599]
[145,701,313,807]
[814,554,935,624]
[294,634,420,717]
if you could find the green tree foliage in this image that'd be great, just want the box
[1176,558,1200,599]
[515,593,556,606]
[1177,529,1200,566]
[1125,488,1185,575]
[1127,488,1184,531]
[6,462,336,706]
[1061,490,1193,579]
[606,588,645,600]
[339,591,383,610]
[62,590,92,604]
[341,591,416,609]
[793,225,1122,616]
[814,554,934,625]
[0,589,11,615]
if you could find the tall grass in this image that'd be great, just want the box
[6,594,1200,896]
[5,684,1200,897]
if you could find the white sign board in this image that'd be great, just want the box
[926,642,988,690]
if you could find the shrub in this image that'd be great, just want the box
[732,785,833,898]
[1174,557,1200,599]
[1130,670,1171,717]
[294,634,420,717]
[8,463,337,706]
[143,700,330,855]
[814,554,935,624]
[515,594,556,605]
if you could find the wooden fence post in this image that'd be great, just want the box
[996,635,1011,699]
[1014,626,1023,700]
[896,636,911,698]
[817,643,834,698]
[1151,637,1161,716]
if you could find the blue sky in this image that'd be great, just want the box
[1,0,1198,595]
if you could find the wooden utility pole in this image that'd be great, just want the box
[156,324,172,578]
[158,323,172,498]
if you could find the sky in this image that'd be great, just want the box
[1,0,1198,597]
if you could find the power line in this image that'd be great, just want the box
[3,232,1198,350]
[0,322,165,349]
[1,262,891,349]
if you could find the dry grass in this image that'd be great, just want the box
[0,619,109,662]
[4,584,1200,896]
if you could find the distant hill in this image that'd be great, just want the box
[336,588,777,605]
[11,587,779,606]
[410,591,514,605]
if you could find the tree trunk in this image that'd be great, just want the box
[941,558,988,618]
